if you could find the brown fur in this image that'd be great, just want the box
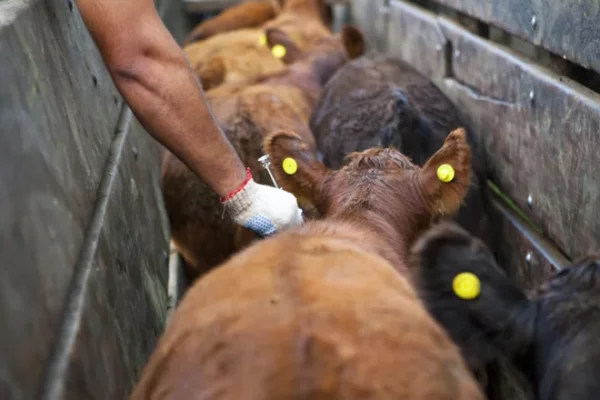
[183,0,333,45]
[183,1,282,45]
[183,28,287,91]
[309,55,495,252]
[183,0,333,90]
[162,27,366,280]
[130,149,484,400]
[264,127,472,272]
[262,0,332,46]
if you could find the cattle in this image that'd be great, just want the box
[309,55,495,252]
[410,221,600,400]
[261,0,332,46]
[263,127,472,271]
[183,1,282,45]
[162,26,366,281]
[183,28,287,91]
[183,0,332,90]
[183,0,333,45]
[129,130,484,400]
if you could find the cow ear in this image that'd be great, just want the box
[196,57,225,91]
[264,28,302,63]
[340,25,366,59]
[409,222,535,371]
[264,131,330,212]
[418,128,472,217]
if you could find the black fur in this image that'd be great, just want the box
[411,222,600,400]
[309,55,494,251]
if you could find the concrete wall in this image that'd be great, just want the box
[0,0,190,398]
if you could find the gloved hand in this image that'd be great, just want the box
[221,168,303,237]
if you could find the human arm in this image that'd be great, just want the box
[74,0,246,197]
[74,0,302,234]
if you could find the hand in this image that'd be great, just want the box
[222,172,303,237]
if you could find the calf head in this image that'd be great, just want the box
[264,25,365,83]
[264,127,472,254]
[411,222,600,400]
[183,29,290,91]
[264,0,333,47]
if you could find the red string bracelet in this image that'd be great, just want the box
[220,168,252,203]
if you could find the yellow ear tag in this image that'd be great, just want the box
[437,164,455,183]
[258,33,267,46]
[452,272,481,300]
[282,157,298,175]
[271,44,287,59]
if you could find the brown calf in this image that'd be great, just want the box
[309,55,495,252]
[183,28,286,91]
[130,131,484,400]
[183,0,333,45]
[162,26,365,280]
[183,1,282,45]
[262,0,332,45]
[264,127,472,271]
[183,0,332,90]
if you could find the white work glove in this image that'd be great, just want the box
[222,170,303,237]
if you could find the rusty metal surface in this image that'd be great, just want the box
[430,0,600,75]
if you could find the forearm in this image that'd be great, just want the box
[111,45,246,197]
[74,0,301,235]
[75,0,245,197]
